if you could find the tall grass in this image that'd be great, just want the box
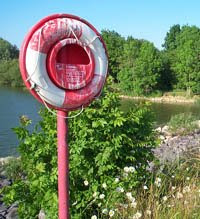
[109,149,200,219]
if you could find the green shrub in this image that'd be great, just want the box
[168,112,198,135]
[3,78,157,218]
[2,157,24,181]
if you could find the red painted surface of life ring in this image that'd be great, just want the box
[19,14,108,111]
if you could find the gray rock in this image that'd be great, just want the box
[6,204,18,219]
[38,209,46,219]
[0,179,11,189]
[153,132,200,164]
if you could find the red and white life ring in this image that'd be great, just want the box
[20,14,108,110]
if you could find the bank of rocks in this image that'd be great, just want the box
[0,158,18,219]
[154,125,200,163]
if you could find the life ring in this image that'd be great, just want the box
[19,14,108,110]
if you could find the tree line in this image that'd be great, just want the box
[102,24,200,95]
[1,24,200,95]
[0,38,22,87]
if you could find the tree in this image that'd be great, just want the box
[171,25,200,94]
[133,42,164,95]
[0,59,22,87]
[0,38,19,60]
[101,30,125,81]
[0,37,21,87]
[118,39,164,95]
[162,24,181,50]
[117,37,143,92]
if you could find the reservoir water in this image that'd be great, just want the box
[0,87,41,157]
[0,86,200,157]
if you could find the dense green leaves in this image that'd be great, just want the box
[118,39,164,95]
[0,38,22,87]
[3,78,157,218]
[162,24,181,50]
[0,59,22,87]
[101,30,125,81]
[0,38,19,60]
[169,26,200,93]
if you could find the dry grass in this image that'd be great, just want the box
[104,150,200,219]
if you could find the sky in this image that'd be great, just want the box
[1,0,200,50]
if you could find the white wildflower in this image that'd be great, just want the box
[186,167,189,171]
[155,177,161,187]
[84,180,89,186]
[172,175,175,178]
[93,192,97,198]
[132,211,142,219]
[186,177,190,181]
[114,177,120,183]
[109,209,115,217]
[156,177,161,182]
[126,192,133,199]
[98,203,102,207]
[146,210,151,216]
[162,196,168,202]
[129,166,136,173]
[123,204,128,209]
[99,194,105,199]
[126,192,135,202]
[130,201,137,208]
[177,192,183,199]
[72,201,77,206]
[91,215,97,219]
[102,183,107,189]
[102,208,108,214]
[143,185,148,190]
[124,166,129,173]
[183,186,191,194]
[123,172,129,178]
[116,187,124,193]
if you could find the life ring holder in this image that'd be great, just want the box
[19,14,108,111]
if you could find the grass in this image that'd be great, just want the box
[167,112,198,135]
[105,149,200,219]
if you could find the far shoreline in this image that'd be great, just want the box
[120,95,197,104]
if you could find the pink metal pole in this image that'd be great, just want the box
[57,110,70,219]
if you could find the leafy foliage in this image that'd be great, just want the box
[101,30,125,82]
[0,59,22,87]
[118,39,164,95]
[170,26,200,94]
[162,24,181,50]
[3,79,157,218]
[0,37,22,87]
[0,38,19,60]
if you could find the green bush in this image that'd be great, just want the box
[3,78,157,218]
[2,157,24,181]
[168,112,198,135]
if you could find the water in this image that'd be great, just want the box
[0,87,41,157]
[0,87,200,157]
[121,99,200,126]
